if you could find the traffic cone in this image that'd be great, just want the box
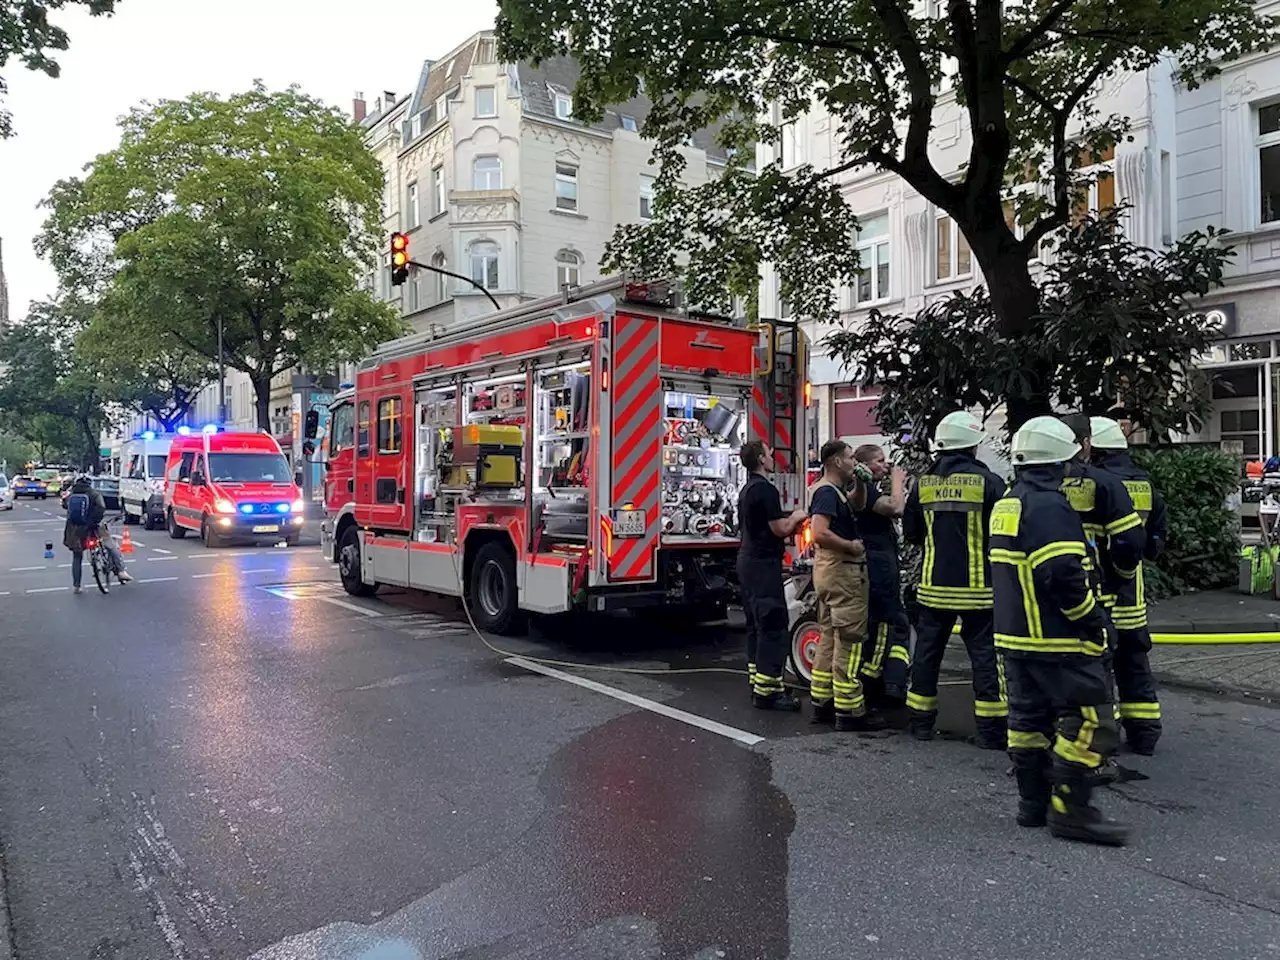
[120,527,135,555]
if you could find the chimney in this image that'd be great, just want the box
[353,91,366,123]
[384,90,396,106]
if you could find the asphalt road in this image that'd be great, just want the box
[0,498,1278,960]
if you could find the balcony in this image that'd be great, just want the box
[451,188,521,225]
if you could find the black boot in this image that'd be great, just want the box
[811,699,836,724]
[975,718,1008,751]
[1122,720,1161,756]
[835,711,889,732]
[908,709,936,741]
[1048,771,1130,847]
[753,690,802,712]
[1012,753,1051,828]
[883,681,907,704]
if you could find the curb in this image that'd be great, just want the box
[0,839,13,960]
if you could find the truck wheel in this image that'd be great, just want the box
[201,515,222,549]
[788,618,821,686]
[469,540,522,635]
[142,512,156,531]
[121,505,136,525]
[167,509,187,539]
[338,526,376,597]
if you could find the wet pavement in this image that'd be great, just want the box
[1,499,1279,959]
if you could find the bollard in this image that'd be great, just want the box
[44,541,55,559]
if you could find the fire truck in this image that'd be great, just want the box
[320,277,808,634]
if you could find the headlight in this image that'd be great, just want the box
[214,499,236,514]
[292,499,305,512]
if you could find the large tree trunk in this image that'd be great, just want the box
[253,374,273,431]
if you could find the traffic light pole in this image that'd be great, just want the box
[408,259,502,311]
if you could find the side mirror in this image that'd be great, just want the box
[304,409,320,440]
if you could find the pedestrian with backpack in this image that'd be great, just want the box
[63,475,131,593]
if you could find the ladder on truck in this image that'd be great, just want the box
[752,318,804,508]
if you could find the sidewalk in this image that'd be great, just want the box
[1146,590,1280,702]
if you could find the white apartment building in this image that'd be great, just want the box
[766,35,1280,463]
[360,30,729,333]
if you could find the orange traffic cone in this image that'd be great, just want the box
[120,526,135,555]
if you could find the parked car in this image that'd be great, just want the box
[0,474,13,510]
[12,476,48,499]
[61,476,121,512]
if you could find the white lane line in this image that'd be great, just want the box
[505,657,766,747]
[27,586,69,594]
[191,573,220,579]
[242,568,274,574]
[10,566,46,572]
[317,596,384,617]
[138,577,180,584]
[152,547,173,554]
[148,556,178,562]
[0,591,8,596]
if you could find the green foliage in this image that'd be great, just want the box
[0,0,118,137]
[1131,446,1240,598]
[0,428,36,471]
[38,82,404,426]
[498,0,1274,388]
[823,210,1232,455]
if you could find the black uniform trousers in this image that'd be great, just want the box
[907,606,1007,737]
[1113,625,1162,741]
[738,554,789,696]
[861,547,910,692]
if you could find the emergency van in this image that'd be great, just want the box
[119,432,176,529]
[320,276,807,633]
[163,429,305,547]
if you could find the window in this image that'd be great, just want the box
[406,181,419,228]
[190,455,205,485]
[377,397,403,454]
[432,252,448,301]
[408,273,420,312]
[1071,144,1116,223]
[779,296,791,319]
[556,250,581,289]
[853,214,891,305]
[410,114,422,140]
[555,94,573,120]
[555,162,579,212]
[470,241,500,291]
[620,115,637,132]
[934,212,972,281]
[382,253,392,299]
[432,166,445,216]
[177,452,195,482]
[208,453,291,483]
[1160,150,1172,245]
[639,174,654,220]
[1258,103,1280,224]
[357,401,371,457]
[436,94,447,122]
[330,401,355,457]
[475,86,497,118]
[780,122,800,169]
[473,155,502,191]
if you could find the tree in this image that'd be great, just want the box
[497,0,1275,426]
[0,0,118,138]
[38,82,403,428]
[823,210,1233,454]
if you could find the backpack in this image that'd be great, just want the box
[67,492,90,526]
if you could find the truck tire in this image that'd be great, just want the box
[338,526,376,597]
[167,509,187,539]
[788,617,821,686]
[468,540,522,635]
[201,515,222,549]
[122,504,137,525]
[143,510,159,531]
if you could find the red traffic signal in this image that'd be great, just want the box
[390,232,410,285]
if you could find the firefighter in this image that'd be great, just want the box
[737,439,809,710]
[807,440,885,730]
[853,444,910,703]
[1091,416,1167,754]
[902,411,1008,747]
[992,415,1128,846]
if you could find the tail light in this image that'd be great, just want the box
[86,538,98,549]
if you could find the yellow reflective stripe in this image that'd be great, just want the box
[889,646,910,663]
[989,548,1027,564]
[906,691,937,712]
[916,584,994,596]
[1053,705,1103,767]
[1062,591,1096,622]
[1113,564,1138,579]
[974,699,1008,718]
[996,653,1007,701]
[1117,702,1161,720]
[1014,562,1043,637]
[967,511,982,589]
[922,511,935,587]
[1106,512,1143,536]
[1028,541,1086,569]
[1136,564,1146,609]
[995,634,1107,655]
[917,594,993,611]
[1008,730,1050,750]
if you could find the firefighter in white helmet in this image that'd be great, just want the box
[991,416,1128,845]
[902,411,1008,747]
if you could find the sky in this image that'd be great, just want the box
[0,0,499,321]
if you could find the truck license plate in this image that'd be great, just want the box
[252,524,279,533]
[613,508,646,538]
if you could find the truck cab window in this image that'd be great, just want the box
[330,401,355,457]
[377,397,403,454]
[357,401,371,457]
[178,452,195,482]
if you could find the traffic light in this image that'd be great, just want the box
[391,233,409,286]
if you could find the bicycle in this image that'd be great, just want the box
[85,516,125,595]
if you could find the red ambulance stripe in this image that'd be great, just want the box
[612,340,658,408]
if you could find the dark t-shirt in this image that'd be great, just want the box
[858,486,896,552]
[810,484,859,541]
[738,474,786,562]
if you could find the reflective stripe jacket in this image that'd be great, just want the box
[990,466,1109,656]
[903,451,1006,610]
[1094,452,1167,630]
[1060,463,1145,606]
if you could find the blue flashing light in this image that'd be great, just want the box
[202,423,219,434]
[176,426,192,436]
[275,502,291,513]
[141,430,156,441]
[239,504,254,514]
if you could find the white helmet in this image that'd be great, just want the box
[933,411,985,451]
[1090,416,1128,451]
[1011,416,1081,466]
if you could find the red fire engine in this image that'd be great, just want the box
[320,277,808,633]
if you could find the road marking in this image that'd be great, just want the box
[10,566,45,571]
[242,568,274,574]
[505,657,766,747]
[0,591,8,596]
[27,586,69,594]
[191,573,220,579]
[318,596,384,617]
[138,577,180,584]
[152,547,173,554]
[148,556,177,562]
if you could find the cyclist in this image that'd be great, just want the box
[63,475,132,593]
